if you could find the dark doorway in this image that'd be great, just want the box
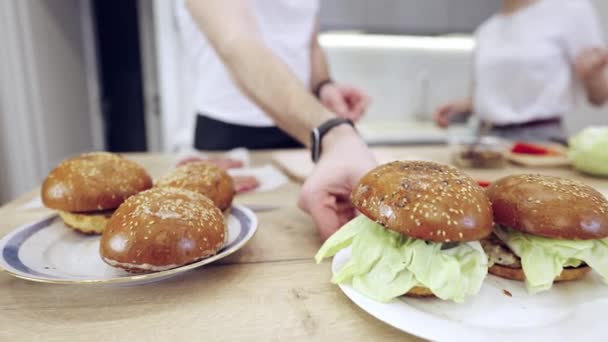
[93,0,147,152]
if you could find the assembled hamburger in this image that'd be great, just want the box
[485,174,608,293]
[41,152,153,234]
[316,161,493,302]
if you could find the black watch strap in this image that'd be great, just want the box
[313,78,333,99]
[311,118,355,163]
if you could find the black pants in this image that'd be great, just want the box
[194,114,302,151]
[484,118,566,144]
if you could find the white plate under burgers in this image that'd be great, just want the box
[332,247,608,342]
[0,205,257,285]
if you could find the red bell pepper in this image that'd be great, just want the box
[511,142,554,155]
[477,180,492,188]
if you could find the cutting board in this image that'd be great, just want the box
[272,148,431,183]
[506,145,571,168]
[506,153,571,167]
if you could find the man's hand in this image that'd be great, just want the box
[298,126,377,240]
[433,98,473,128]
[319,83,371,122]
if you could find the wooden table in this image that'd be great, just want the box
[0,147,605,341]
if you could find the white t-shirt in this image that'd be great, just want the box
[175,0,319,127]
[474,0,604,125]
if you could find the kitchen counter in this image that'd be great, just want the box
[358,120,470,145]
[0,147,605,341]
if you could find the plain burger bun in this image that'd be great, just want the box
[100,187,226,273]
[487,174,608,240]
[488,264,590,282]
[41,152,153,212]
[406,286,435,298]
[352,161,493,243]
[155,162,234,211]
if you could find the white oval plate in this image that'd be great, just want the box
[332,247,608,342]
[0,205,257,285]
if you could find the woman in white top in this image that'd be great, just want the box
[176,0,370,151]
[434,0,608,142]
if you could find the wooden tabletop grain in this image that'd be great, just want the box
[0,147,605,342]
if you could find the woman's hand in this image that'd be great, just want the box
[575,47,608,80]
[433,98,473,128]
[575,47,608,106]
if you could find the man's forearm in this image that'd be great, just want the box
[222,38,334,145]
[187,0,334,146]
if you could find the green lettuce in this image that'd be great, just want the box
[494,226,608,294]
[569,126,608,176]
[315,215,488,303]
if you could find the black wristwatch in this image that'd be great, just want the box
[311,118,355,163]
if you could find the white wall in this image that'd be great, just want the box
[319,0,501,34]
[0,0,100,204]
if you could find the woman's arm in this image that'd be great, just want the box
[575,47,608,106]
[565,1,608,106]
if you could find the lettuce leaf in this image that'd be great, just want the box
[315,215,488,303]
[569,126,608,176]
[494,226,608,294]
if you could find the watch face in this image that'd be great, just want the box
[311,118,354,162]
[311,128,321,162]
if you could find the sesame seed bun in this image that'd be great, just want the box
[487,174,608,240]
[58,210,113,235]
[488,264,590,282]
[100,187,226,273]
[155,162,234,211]
[41,152,153,212]
[351,161,493,242]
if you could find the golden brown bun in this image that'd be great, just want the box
[489,264,590,282]
[155,162,234,211]
[41,152,153,212]
[100,187,226,272]
[352,161,493,242]
[405,286,435,298]
[487,174,608,240]
[58,210,113,235]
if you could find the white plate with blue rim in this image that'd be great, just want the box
[0,205,257,285]
[332,247,608,342]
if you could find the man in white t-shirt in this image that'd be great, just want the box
[184,0,376,240]
[176,0,370,151]
[434,0,608,142]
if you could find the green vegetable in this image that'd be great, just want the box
[569,126,608,176]
[315,215,488,303]
[494,226,608,294]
